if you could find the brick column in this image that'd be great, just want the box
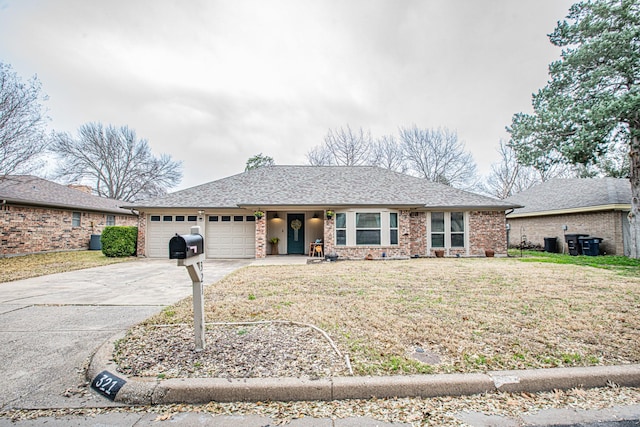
[409,211,426,256]
[398,210,411,257]
[255,216,266,258]
[323,217,335,256]
[137,211,147,257]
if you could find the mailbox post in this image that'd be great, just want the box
[169,226,206,351]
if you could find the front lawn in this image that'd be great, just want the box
[0,251,135,283]
[128,257,640,376]
[509,250,640,276]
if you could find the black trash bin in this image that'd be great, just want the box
[579,237,602,256]
[544,237,557,253]
[564,233,588,256]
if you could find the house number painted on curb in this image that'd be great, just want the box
[91,370,126,401]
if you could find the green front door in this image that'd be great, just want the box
[287,214,305,254]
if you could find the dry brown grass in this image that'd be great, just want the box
[0,251,134,283]
[145,258,640,376]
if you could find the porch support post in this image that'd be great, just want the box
[324,216,334,256]
[255,216,267,258]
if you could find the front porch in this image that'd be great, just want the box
[253,209,415,260]
[255,210,328,258]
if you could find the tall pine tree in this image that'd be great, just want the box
[508,0,640,257]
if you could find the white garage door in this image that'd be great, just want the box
[206,214,255,258]
[147,214,198,258]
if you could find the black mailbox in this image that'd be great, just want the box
[169,233,204,259]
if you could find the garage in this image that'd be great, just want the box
[206,214,256,258]
[146,214,198,258]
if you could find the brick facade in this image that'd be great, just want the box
[1,203,137,257]
[326,210,414,260]
[133,208,509,260]
[507,210,627,255]
[323,210,507,260]
[468,210,508,256]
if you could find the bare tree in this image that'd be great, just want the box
[400,125,478,189]
[484,140,541,199]
[370,135,407,173]
[484,140,606,199]
[306,144,333,166]
[306,125,372,166]
[0,62,49,178]
[51,123,182,202]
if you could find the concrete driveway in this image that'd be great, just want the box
[0,258,249,410]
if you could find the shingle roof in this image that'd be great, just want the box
[127,166,518,210]
[506,178,631,216]
[0,176,135,215]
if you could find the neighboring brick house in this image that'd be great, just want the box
[505,178,631,256]
[125,166,518,260]
[1,176,138,257]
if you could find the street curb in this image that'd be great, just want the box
[87,335,640,405]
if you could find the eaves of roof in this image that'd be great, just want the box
[237,203,426,209]
[1,175,135,216]
[423,203,522,210]
[4,196,136,215]
[133,202,521,211]
[507,203,630,218]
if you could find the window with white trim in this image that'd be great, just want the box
[335,213,347,246]
[430,212,466,248]
[450,212,465,247]
[431,212,445,248]
[390,212,398,245]
[356,213,381,245]
[106,215,115,226]
[334,211,399,246]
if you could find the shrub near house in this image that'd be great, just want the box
[101,226,138,257]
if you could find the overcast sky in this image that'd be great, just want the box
[0,0,575,191]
